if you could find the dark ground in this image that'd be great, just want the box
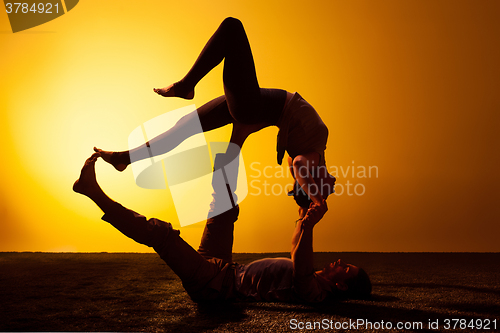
[0,252,499,332]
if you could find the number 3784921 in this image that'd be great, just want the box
[5,3,60,14]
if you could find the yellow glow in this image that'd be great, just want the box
[1,0,499,252]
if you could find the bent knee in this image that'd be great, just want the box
[222,17,243,30]
[146,218,177,248]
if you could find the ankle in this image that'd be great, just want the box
[112,152,131,166]
[120,151,131,166]
[174,81,194,99]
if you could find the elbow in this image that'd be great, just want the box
[292,155,307,169]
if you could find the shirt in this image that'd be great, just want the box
[234,257,331,303]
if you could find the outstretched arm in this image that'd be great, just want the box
[291,201,328,277]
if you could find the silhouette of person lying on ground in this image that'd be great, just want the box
[74,152,371,303]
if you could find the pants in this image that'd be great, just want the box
[101,203,239,301]
[178,17,287,129]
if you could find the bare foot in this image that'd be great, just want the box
[73,152,102,197]
[93,147,128,172]
[153,82,194,100]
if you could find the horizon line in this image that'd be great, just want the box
[2,251,500,254]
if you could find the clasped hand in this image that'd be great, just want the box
[302,200,328,228]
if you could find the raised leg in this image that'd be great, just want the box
[98,18,284,172]
[73,154,223,297]
[154,17,272,123]
[188,17,260,98]
[96,95,234,171]
[197,153,241,263]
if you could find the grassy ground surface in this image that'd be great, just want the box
[0,252,499,332]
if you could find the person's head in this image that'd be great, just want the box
[289,166,336,210]
[316,259,372,299]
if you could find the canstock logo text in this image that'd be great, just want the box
[4,0,79,33]
[128,105,248,227]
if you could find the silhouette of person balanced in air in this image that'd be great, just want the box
[95,17,336,211]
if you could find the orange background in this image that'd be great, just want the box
[1,0,499,252]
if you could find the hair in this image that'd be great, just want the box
[292,180,313,208]
[341,268,372,299]
[291,179,334,208]
[289,165,336,208]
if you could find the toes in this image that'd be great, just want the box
[86,152,100,164]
